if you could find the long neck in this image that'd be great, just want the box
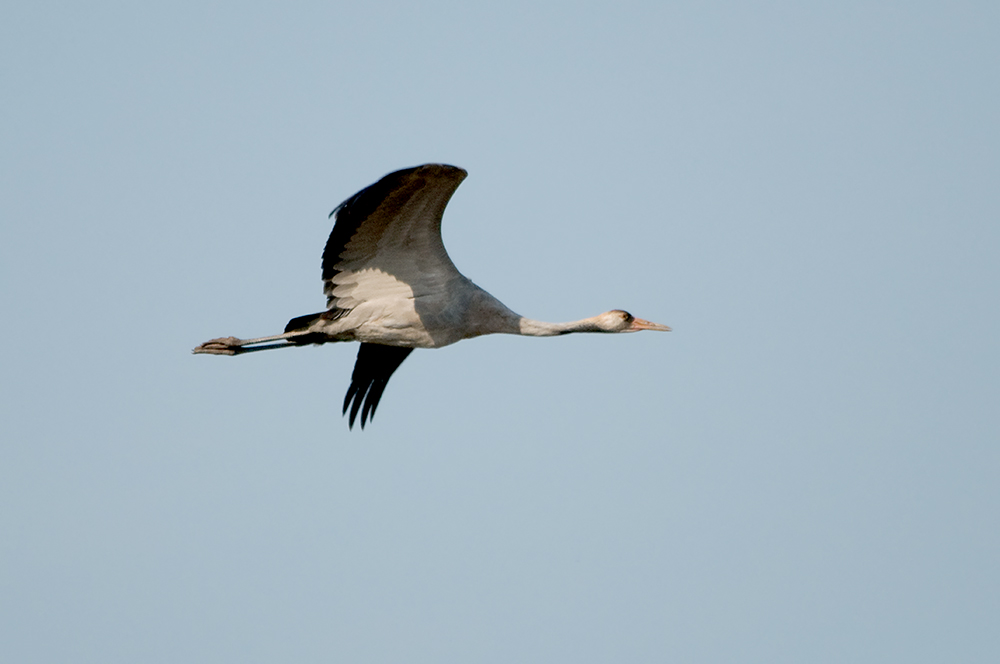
[460,284,603,338]
[516,316,603,337]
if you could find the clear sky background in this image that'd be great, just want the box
[2,2,998,662]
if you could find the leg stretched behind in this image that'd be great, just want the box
[193,332,306,355]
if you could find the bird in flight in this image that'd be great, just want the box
[194,164,670,428]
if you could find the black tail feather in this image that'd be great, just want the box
[284,312,323,333]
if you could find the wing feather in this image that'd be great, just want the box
[343,343,414,429]
[322,164,468,310]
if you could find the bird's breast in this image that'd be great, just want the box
[317,276,518,349]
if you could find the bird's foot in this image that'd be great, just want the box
[192,336,244,355]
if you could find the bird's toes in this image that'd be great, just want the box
[192,336,242,355]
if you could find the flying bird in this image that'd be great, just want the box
[194,164,670,428]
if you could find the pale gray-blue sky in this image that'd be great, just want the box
[2,2,998,662]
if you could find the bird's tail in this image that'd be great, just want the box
[284,312,324,333]
[284,307,349,335]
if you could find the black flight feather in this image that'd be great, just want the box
[320,165,466,312]
[343,343,414,429]
[322,166,425,284]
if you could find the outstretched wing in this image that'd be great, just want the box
[343,343,414,429]
[322,164,468,312]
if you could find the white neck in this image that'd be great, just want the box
[516,316,603,337]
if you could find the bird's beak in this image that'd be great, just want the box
[628,318,672,332]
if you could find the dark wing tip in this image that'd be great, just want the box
[342,344,414,430]
[328,164,466,218]
[416,163,467,179]
[323,164,463,283]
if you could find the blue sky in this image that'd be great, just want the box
[2,2,998,662]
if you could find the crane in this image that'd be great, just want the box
[194,164,671,428]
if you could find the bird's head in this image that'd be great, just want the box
[595,309,672,333]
